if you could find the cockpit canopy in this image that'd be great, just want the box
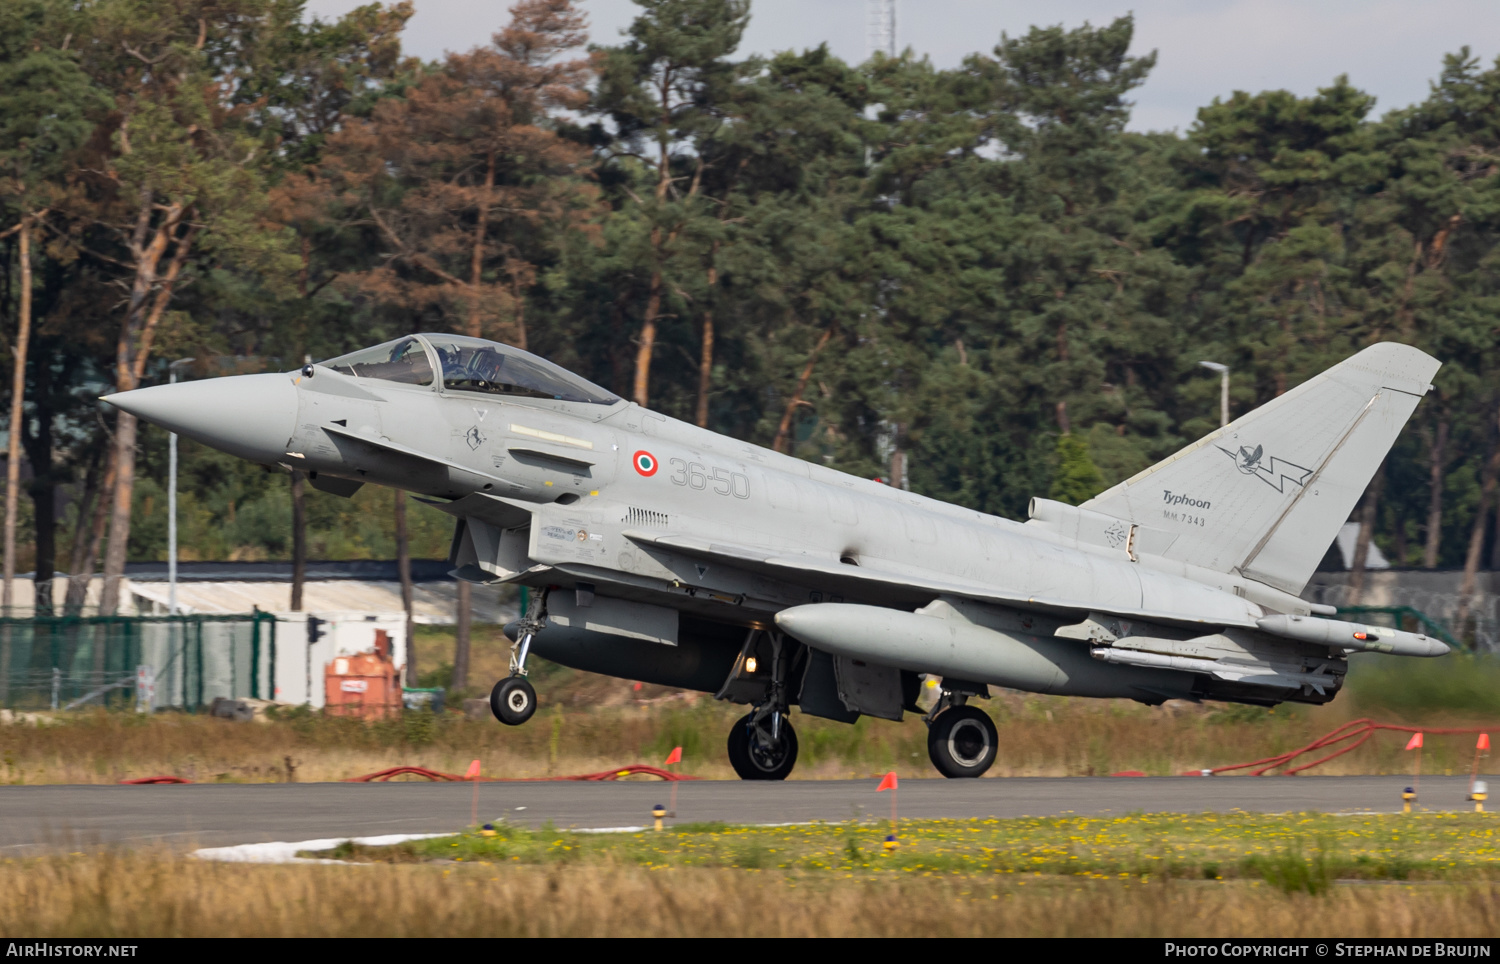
[319,334,619,405]
[321,336,433,385]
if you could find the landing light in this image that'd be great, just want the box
[745,657,758,674]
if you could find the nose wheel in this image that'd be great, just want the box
[927,705,998,778]
[490,676,537,726]
[727,711,799,780]
[489,587,548,726]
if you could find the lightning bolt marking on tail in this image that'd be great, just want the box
[1258,456,1314,493]
[1216,445,1313,494]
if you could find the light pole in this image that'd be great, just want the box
[166,358,194,615]
[1199,361,1229,428]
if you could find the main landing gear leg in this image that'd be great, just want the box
[924,685,998,779]
[491,588,549,726]
[725,631,799,780]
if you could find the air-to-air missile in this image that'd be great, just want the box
[1254,613,1449,657]
[104,334,1446,779]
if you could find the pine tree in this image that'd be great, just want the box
[306,0,595,344]
[1048,433,1106,506]
[0,0,105,613]
[592,0,750,408]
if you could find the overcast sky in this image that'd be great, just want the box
[304,0,1500,132]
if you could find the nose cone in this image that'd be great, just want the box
[103,372,299,464]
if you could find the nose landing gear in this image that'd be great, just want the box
[490,588,548,727]
[491,676,536,725]
[924,684,998,778]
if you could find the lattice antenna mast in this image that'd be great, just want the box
[867,0,895,59]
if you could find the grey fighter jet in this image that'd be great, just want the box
[104,335,1448,779]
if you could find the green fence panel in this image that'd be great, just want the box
[0,613,278,712]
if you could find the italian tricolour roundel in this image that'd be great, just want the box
[632,450,659,477]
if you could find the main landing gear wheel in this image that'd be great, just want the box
[727,712,799,780]
[927,706,998,778]
[491,677,537,726]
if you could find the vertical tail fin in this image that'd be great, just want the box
[1081,343,1440,594]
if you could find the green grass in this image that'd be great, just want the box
[1243,840,1334,895]
[303,812,1500,885]
[1347,653,1500,717]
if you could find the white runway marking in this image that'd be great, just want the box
[192,833,452,864]
[193,826,658,861]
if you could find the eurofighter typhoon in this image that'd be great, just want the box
[104,335,1447,779]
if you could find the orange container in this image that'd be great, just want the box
[324,643,401,720]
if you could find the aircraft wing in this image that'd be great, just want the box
[623,531,1262,631]
[416,491,533,529]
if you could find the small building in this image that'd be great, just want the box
[2,561,520,711]
[124,560,518,706]
[9,560,514,622]
[122,559,514,623]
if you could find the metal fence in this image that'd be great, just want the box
[0,614,277,712]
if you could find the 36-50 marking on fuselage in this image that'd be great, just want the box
[668,458,750,499]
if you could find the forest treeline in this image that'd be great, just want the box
[2,0,1500,616]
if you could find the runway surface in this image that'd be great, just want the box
[0,775,1478,854]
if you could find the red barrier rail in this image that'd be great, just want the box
[565,765,695,783]
[119,764,699,785]
[1192,719,1495,776]
[346,766,462,782]
[343,763,700,783]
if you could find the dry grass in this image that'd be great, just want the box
[0,851,1496,937]
[11,812,1500,937]
[1,641,1496,785]
[0,688,1496,785]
